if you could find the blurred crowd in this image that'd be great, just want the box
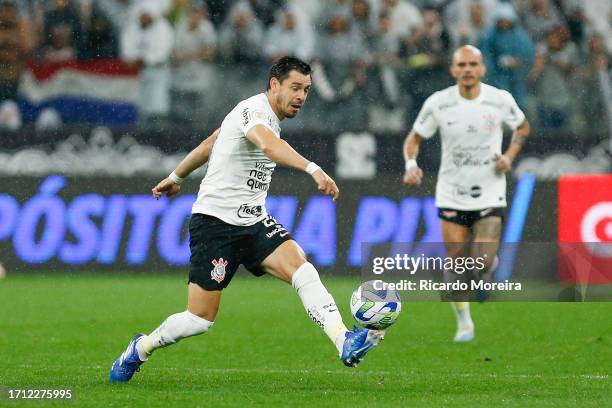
[0,0,611,136]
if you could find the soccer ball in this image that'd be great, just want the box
[350,281,401,330]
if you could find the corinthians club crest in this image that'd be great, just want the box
[482,113,497,135]
[211,258,228,283]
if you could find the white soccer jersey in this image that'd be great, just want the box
[413,83,526,210]
[192,93,282,226]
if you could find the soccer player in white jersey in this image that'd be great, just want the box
[402,46,531,342]
[109,57,385,382]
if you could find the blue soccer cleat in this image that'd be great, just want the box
[340,326,385,367]
[109,333,146,382]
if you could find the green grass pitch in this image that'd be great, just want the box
[1,273,611,407]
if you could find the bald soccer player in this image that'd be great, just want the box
[402,46,531,342]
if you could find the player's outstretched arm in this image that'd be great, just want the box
[246,124,340,202]
[152,128,220,199]
[495,120,531,173]
[403,129,424,185]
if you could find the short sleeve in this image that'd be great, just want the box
[240,106,276,136]
[499,90,526,130]
[412,94,439,139]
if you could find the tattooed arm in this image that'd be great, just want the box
[495,120,531,173]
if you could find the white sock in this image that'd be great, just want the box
[292,262,348,354]
[451,302,474,330]
[136,310,213,361]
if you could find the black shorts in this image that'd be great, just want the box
[437,207,505,228]
[188,213,292,290]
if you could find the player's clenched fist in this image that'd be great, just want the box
[494,153,513,173]
[403,163,423,186]
[311,168,340,202]
[152,177,181,199]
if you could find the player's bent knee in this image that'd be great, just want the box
[480,254,499,273]
[187,284,221,321]
[187,307,217,322]
[281,241,307,268]
[291,261,321,289]
[284,254,308,280]
[187,296,219,321]
[268,241,308,282]
[185,311,214,334]
[290,252,308,270]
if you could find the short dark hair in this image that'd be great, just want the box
[267,56,311,89]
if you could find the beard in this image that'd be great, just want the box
[461,78,478,89]
[284,109,298,118]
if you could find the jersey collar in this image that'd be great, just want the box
[455,83,484,104]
